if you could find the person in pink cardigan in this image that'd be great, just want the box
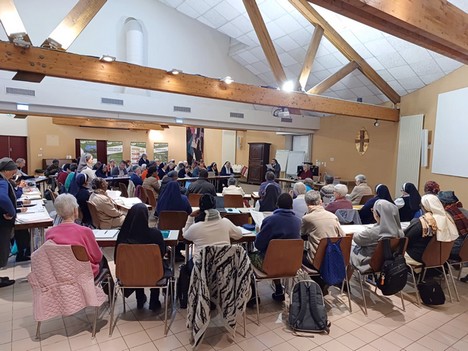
[46,194,104,277]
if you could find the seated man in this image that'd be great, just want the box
[222,177,245,196]
[320,175,335,204]
[249,193,301,302]
[298,164,313,179]
[129,166,143,186]
[302,190,344,270]
[349,174,372,205]
[325,184,353,214]
[258,171,281,198]
[292,182,307,219]
[188,169,216,196]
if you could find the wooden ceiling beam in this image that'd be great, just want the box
[52,117,164,130]
[290,0,400,104]
[0,42,399,121]
[242,0,286,85]
[42,0,107,50]
[308,60,358,94]
[298,25,324,90]
[306,0,468,65]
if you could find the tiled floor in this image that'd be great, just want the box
[1,250,468,351]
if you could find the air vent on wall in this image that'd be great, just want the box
[6,87,35,96]
[281,117,292,123]
[173,105,191,113]
[101,97,124,105]
[230,112,244,119]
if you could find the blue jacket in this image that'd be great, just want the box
[254,208,301,254]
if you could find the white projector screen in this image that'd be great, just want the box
[432,87,468,178]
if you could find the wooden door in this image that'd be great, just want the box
[0,135,28,174]
[247,143,270,184]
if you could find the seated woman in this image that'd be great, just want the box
[206,162,219,176]
[115,203,166,311]
[424,180,440,195]
[155,181,192,218]
[221,177,245,196]
[359,184,393,224]
[88,177,125,229]
[351,200,403,272]
[404,194,459,265]
[259,183,281,212]
[45,194,107,281]
[394,182,421,222]
[95,163,110,178]
[74,173,92,226]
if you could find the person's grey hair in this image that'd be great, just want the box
[325,175,334,184]
[355,174,367,183]
[334,184,348,197]
[16,158,25,164]
[54,194,78,219]
[305,190,321,205]
[228,177,237,186]
[85,153,93,162]
[265,171,275,181]
[293,182,306,195]
[141,164,147,170]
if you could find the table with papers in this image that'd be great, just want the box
[15,199,53,251]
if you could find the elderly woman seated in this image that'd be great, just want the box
[45,194,106,279]
[88,177,126,229]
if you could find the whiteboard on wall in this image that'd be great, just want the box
[432,87,468,178]
[286,151,305,175]
[274,150,289,172]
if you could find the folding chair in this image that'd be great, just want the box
[109,244,172,336]
[449,236,468,280]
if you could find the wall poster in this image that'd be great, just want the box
[106,141,123,162]
[130,142,146,164]
[153,142,168,163]
[186,127,204,164]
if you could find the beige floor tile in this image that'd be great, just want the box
[417,335,456,350]
[335,333,367,350]
[368,338,401,351]
[68,333,98,350]
[130,342,158,351]
[123,330,152,348]
[321,339,352,351]
[286,336,317,351]
[10,336,40,351]
[40,339,71,351]
[0,331,12,345]
[99,336,129,351]
[153,335,183,351]
[117,320,145,336]
[393,325,426,342]
[381,330,413,349]
[451,338,468,351]
[236,337,268,351]
[255,330,287,348]
[146,325,172,341]
[347,328,379,344]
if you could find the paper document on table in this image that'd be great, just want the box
[93,229,119,239]
[237,226,253,235]
[249,210,265,227]
[16,212,52,223]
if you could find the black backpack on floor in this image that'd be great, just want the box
[289,279,330,334]
[376,238,408,296]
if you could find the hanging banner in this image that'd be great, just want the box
[186,127,204,164]
[106,141,123,161]
[153,142,168,163]
[130,142,146,164]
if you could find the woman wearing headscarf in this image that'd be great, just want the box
[74,173,92,226]
[77,153,96,188]
[95,163,110,178]
[155,181,192,218]
[88,178,125,229]
[351,200,404,272]
[259,184,281,212]
[438,191,468,258]
[359,184,393,224]
[115,203,166,311]
[394,182,421,222]
[404,194,458,265]
[206,162,219,176]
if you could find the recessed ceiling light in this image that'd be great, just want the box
[99,55,116,62]
[16,103,29,111]
[282,80,295,92]
[221,76,233,84]
[175,118,183,124]
[169,69,182,75]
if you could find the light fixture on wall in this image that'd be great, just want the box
[99,55,116,62]
[373,119,380,127]
[220,76,233,84]
[168,68,182,75]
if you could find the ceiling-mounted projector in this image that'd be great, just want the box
[273,107,290,118]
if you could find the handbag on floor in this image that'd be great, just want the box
[417,280,445,305]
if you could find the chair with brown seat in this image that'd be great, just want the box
[109,244,172,336]
[87,201,102,229]
[221,213,251,226]
[407,237,459,303]
[251,239,303,324]
[188,193,202,207]
[136,185,148,204]
[158,211,190,261]
[449,236,468,280]
[359,194,374,205]
[302,236,353,311]
[145,188,157,209]
[223,194,244,208]
[353,237,408,315]
[118,182,129,198]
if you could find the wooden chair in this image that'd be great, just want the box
[109,244,172,336]
[223,194,244,208]
[158,211,189,240]
[221,213,251,226]
[145,188,157,209]
[407,237,459,303]
[353,237,408,315]
[251,239,303,324]
[302,236,353,311]
[87,201,102,229]
[118,182,129,198]
[188,193,202,207]
[449,237,468,280]
[359,194,374,205]
[136,185,148,204]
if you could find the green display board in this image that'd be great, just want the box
[107,141,123,162]
[153,142,168,163]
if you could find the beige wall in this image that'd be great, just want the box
[312,115,399,194]
[235,130,287,167]
[400,65,468,203]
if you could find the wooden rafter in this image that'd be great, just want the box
[0,0,31,44]
[52,117,164,130]
[0,42,399,121]
[308,60,358,94]
[290,0,400,104]
[242,0,286,85]
[306,0,468,65]
[298,25,324,90]
[42,0,107,50]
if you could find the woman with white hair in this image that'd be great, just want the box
[292,182,307,219]
[349,174,372,205]
[404,194,458,265]
[324,184,353,214]
[45,194,104,278]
